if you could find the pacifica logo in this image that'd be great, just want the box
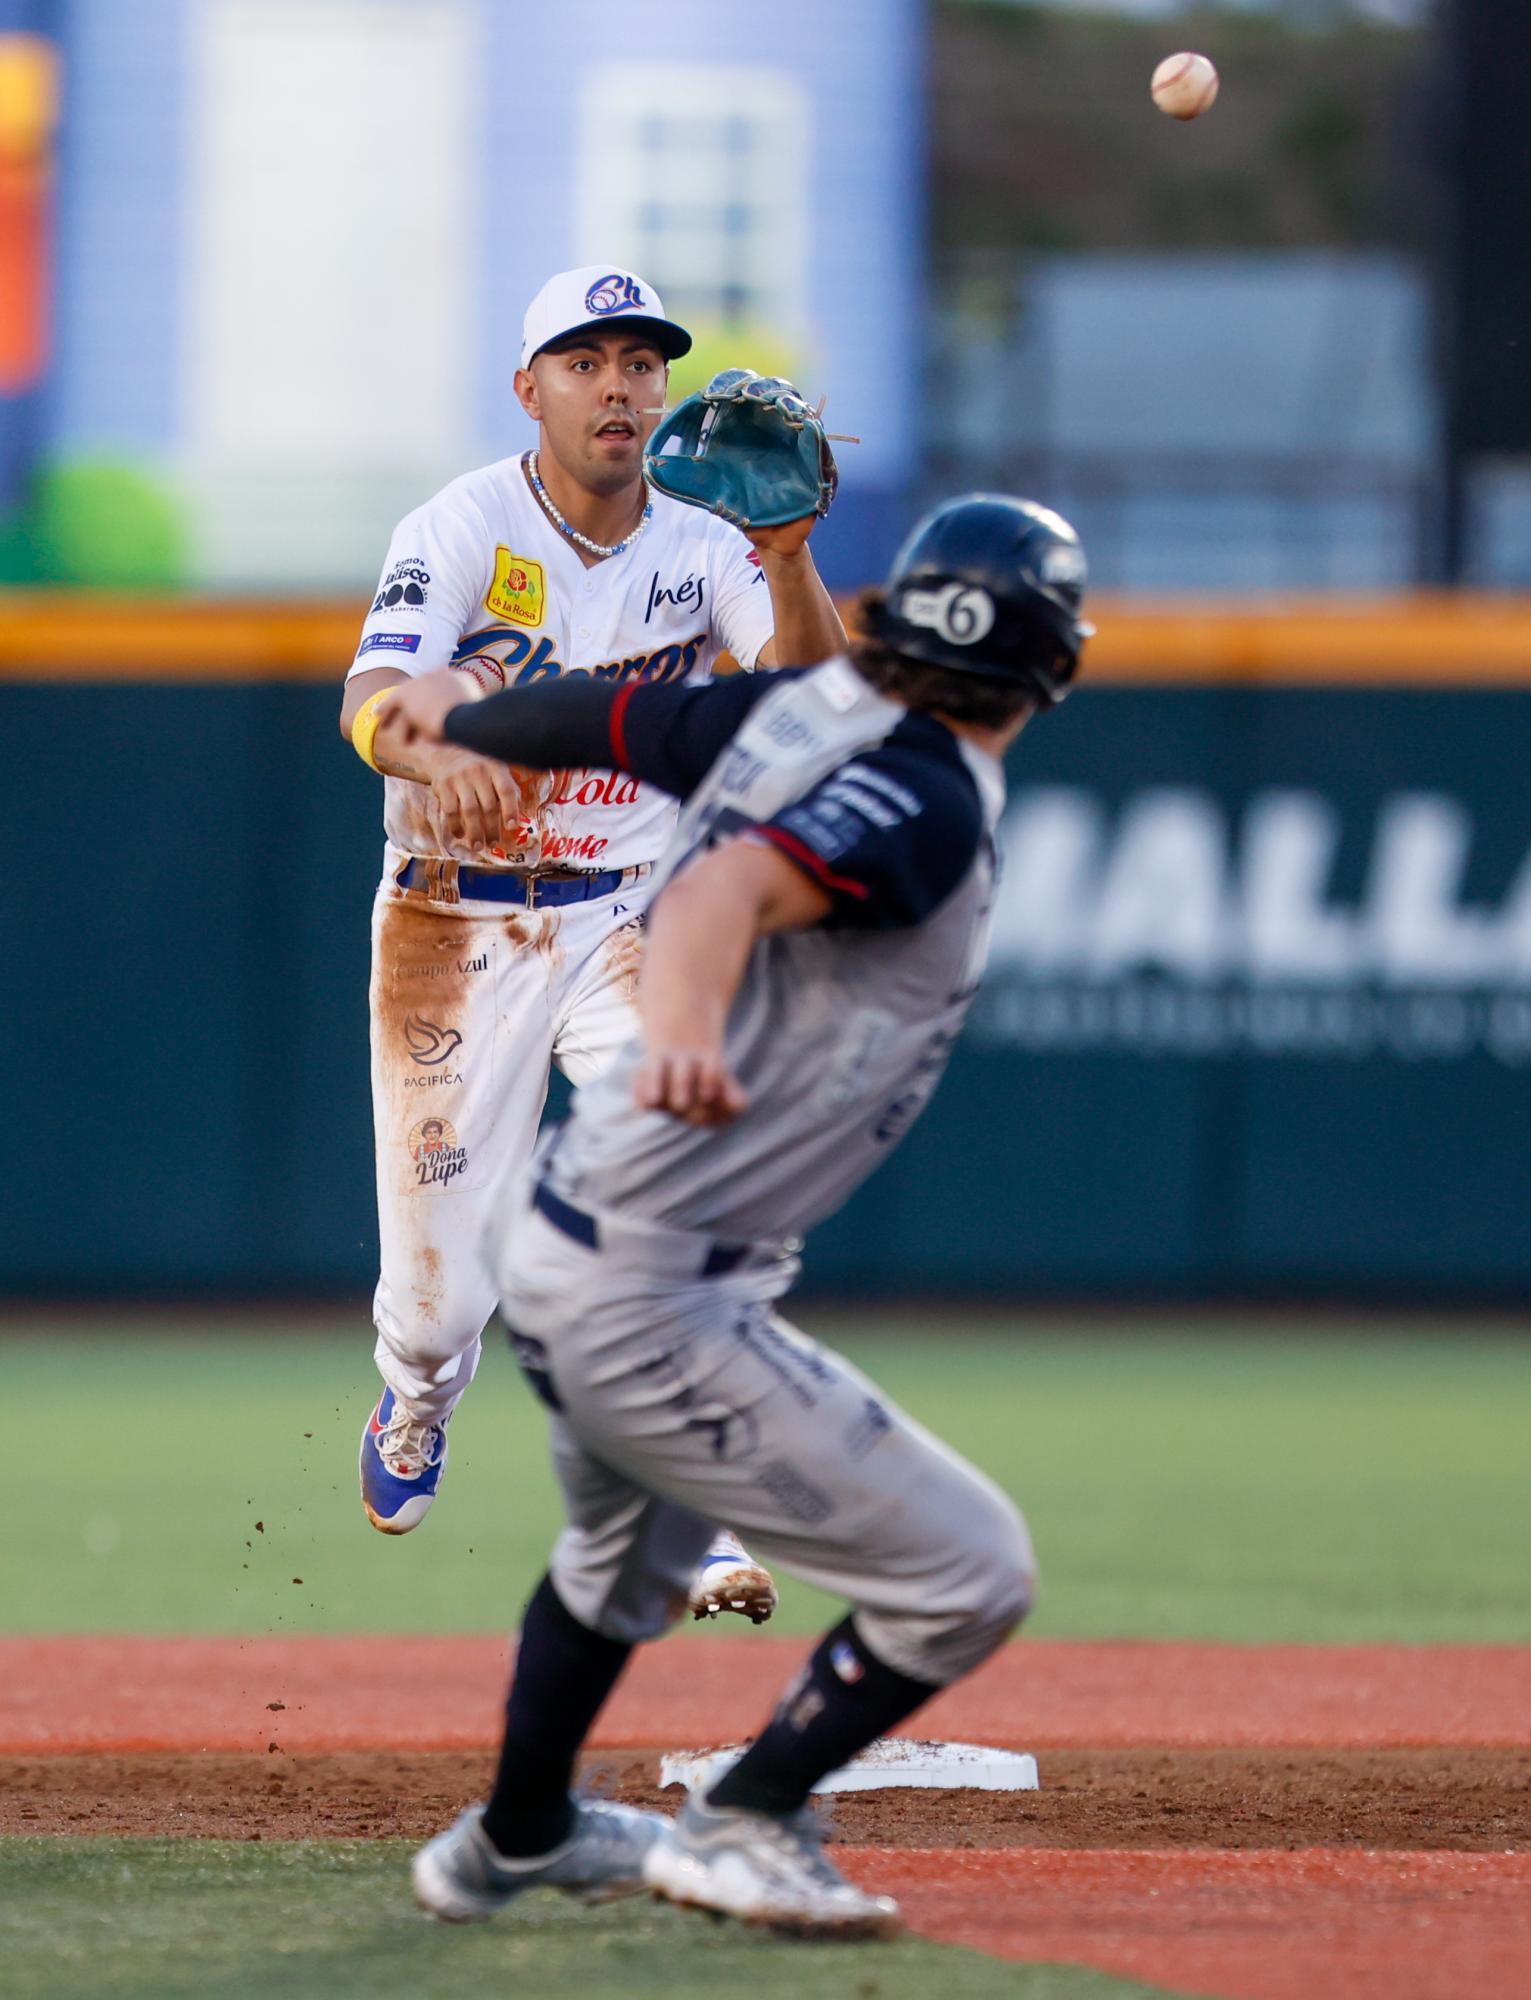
[585,273,646,316]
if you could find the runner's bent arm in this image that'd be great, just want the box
[634,841,831,1124]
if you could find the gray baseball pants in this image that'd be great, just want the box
[495,1184,1036,1686]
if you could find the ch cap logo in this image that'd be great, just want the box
[585,272,646,316]
[900,582,996,647]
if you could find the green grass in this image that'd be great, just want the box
[6,1314,1531,1642]
[0,1839,1171,2000]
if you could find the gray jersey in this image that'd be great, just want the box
[472,657,1035,1687]
[544,660,1005,1245]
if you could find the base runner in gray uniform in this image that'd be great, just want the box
[380,495,1093,1937]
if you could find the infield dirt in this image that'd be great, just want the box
[3,1744,1528,1851]
[6,1635,1529,2000]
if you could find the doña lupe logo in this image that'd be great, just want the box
[407,1117,468,1188]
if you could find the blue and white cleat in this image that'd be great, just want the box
[412,1801,669,1922]
[688,1531,779,1625]
[644,1794,902,1938]
[359,1389,447,1534]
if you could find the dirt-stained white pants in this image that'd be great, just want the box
[368,844,651,1423]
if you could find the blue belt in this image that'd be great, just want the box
[532,1178,750,1278]
[396,856,634,909]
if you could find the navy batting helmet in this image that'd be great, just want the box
[862,495,1093,706]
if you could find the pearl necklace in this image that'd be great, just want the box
[526,451,652,560]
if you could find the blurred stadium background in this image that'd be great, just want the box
[6,25,1530,1999]
[2,0,1528,1314]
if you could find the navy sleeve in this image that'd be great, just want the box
[754,734,984,931]
[611,671,788,798]
[443,670,788,799]
[444,676,620,770]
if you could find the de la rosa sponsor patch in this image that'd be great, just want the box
[486,548,546,628]
[407,1116,468,1189]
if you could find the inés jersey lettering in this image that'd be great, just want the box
[644,568,706,622]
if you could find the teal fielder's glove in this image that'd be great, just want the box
[643,369,839,532]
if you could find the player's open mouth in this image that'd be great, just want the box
[595,420,637,441]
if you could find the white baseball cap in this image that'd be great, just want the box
[519,265,693,370]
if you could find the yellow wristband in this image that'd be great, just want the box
[349,686,394,773]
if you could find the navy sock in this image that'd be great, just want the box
[480,1574,632,1858]
[705,1616,938,1817]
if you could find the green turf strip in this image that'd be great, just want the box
[6,1315,1530,1641]
[0,1839,1171,2000]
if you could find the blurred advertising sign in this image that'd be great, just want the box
[979,783,1531,1069]
[28,0,917,585]
[0,27,56,392]
[575,65,813,419]
[0,19,58,505]
[563,18,921,581]
[803,686,1531,1296]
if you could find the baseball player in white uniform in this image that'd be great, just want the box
[379,493,1093,1937]
[340,266,846,1623]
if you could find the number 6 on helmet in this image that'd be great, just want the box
[862,496,1094,708]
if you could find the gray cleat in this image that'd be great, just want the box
[412,1800,669,1923]
[643,1793,902,1939]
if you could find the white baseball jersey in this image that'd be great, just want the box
[347,456,775,872]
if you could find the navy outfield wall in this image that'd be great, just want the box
[3,655,1530,1299]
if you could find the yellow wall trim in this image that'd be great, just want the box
[2,592,1531,685]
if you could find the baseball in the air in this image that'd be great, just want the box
[1151,52,1219,121]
